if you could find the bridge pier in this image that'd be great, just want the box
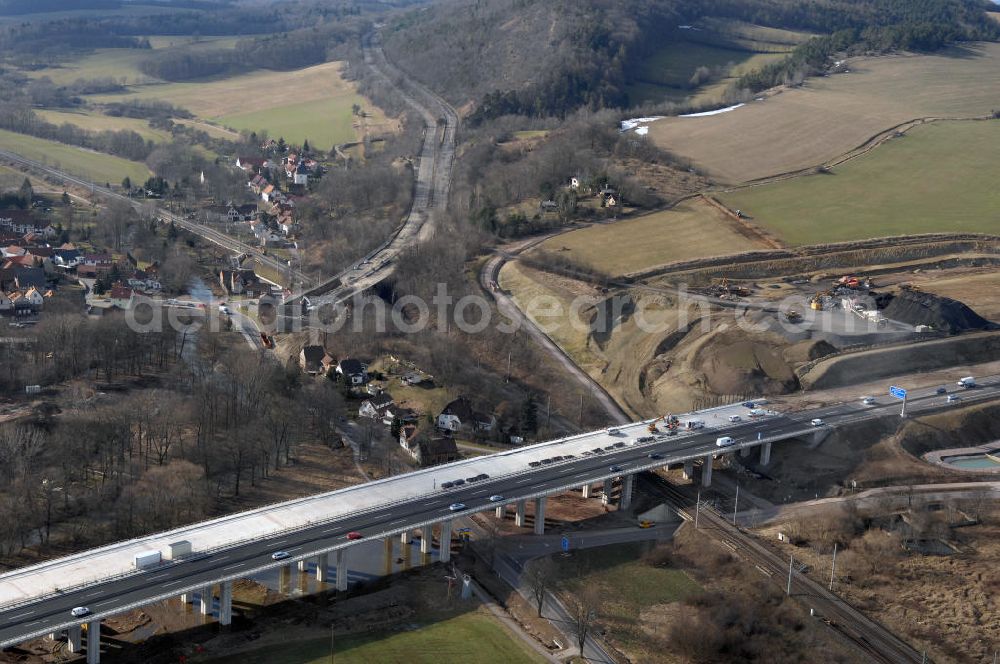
[67,625,82,653]
[86,620,100,664]
[515,500,527,527]
[420,528,432,554]
[760,442,772,467]
[439,520,453,563]
[219,580,233,626]
[495,504,505,519]
[336,549,348,592]
[702,455,713,488]
[682,460,694,481]
[533,497,547,535]
[740,446,751,458]
[298,559,308,573]
[180,591,190,605]
[316,553,329,582]
[200,586,213,615]
[620,474,634,510]
[581,483,592,499]
[401,530,411,545]
[383,537,394,575]
[601,478,613,505]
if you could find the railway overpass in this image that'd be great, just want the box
[1,376,998,661]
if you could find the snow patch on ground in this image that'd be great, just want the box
[679,103,745,118]
[620,116,665,132]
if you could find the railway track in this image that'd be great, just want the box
[641,474,926,664]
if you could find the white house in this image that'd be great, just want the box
[436,397,495,433]
[336,358,368,386]
[359,392,394,419]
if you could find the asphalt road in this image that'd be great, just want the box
[2,376,998,648]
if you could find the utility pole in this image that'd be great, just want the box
[733,484,739,526]
[545,395,551,431]
[578,393,583,426]
[829,542,838,591]
[901,391,907,418]
[695,490,701,530]
[786,553,794,595]
[505,350,511,383]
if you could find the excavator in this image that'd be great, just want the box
[648,414,680,433]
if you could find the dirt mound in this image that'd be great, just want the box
[697,334,798,396]
[783,339,837,365]
[898,401,1000,458]
[882,290,994,334]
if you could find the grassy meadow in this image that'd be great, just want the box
[35,109,172,143]
[198,611,546,664]
[719,120,1000,245]
[648,42,1000,183]
[531,198,765,275]
[0,128,151,184]
[87,61,384,150]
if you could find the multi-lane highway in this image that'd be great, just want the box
[2,375,999,649]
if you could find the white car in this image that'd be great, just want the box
[488,495,505,502]
[271,551,290,560]
[810,418,824,426]
[448,502,466,512]
[70,607,91,617]
[862,397,875,405]
[606,427,621,436]
[946,394,961,403]
[728,415,742,423]
[715,436,735,447]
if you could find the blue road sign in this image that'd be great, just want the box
[561,536,570,552]
[889,385,907,400]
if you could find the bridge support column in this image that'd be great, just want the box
[515,500,527,527]
[601,478,613,505]
[533,497,547,535]
[336,549,348,592]
[439,520,453,563]
[316,553,329,583]
[200,586,213,615]
[760,442,772,467]
[581,483,592,499]
[219,581,233,626]
[86,620,100,664]
[740,446,751,458]
[180,592,190,605]
[401,530,411,545]
[495,504,505,519]
[702,455,713,487]
[298,559,308,572]
[682,460,694,481]
[383,537,394,575]
[620,474,634,510]
[420,529,432,554]
[67,625,83,653]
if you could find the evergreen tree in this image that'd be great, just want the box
[390,417,402,440]
[519,394,538,434]
[18,178,32,208]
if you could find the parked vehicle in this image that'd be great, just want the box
[441,481,454,489]
[134,550,161,570]
[728,415,742,422]
[686,420,705,430]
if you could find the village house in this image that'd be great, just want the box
[358,391,394,419]
[235,156,268,174]
[299,345,328,375]
[0,210,56,237]
[219,269,269,297]
[436,397,496,433]
[399,425,459,466]
[336,358,368,386]
[53,248,81,269]
[109,284,134,310]
[381,404,416,427]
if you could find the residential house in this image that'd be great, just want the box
[570,176,581,190]
[358,391,394,419]
[437,397,496,433]
[249,174,268,195]
[25,246,54,270]
[109,284,134,310]
[13,266,45,291]
[127,269,161,292]
[320,351,337,375]
[235,156,268,174]
[0,291,12,313]
[599,185,619,208]
[82,253,114,276]
[1,245,25,259]
[336,358,368,386]
[293,161,310,186]
[219,269,265,296]
[0,210,47,235]
[53,248,81,269]
[381,405,416,427]
[299,345,328,375]
[20,286,44,308]
[399,426,460,466]
[400,371,429,386]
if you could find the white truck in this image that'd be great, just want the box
[133,550,161,570]
[685,420,705,430]
[165,540,192,561]
[957,377,976,389]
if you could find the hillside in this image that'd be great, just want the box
[382,0,1000,120]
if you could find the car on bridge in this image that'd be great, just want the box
[489,495,505,502]
[936,386,948,395]
[609,465,622,472]
[715,436,735,447]
[449,503,466,512]
[810,418,825,426]
[648,453,663,460]
[947,394,961,403]
[347,531,363,540]
[862,396,876,405]
[70,606,91,618]
[271,551,290,561]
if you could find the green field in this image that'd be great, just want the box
[199,612,545,664]
[0,128,151,184]
[627,23,805,105]
[719,120,1000,245]
[218,96,366,150]
[532,199,765,275]
[35,109,171,143]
